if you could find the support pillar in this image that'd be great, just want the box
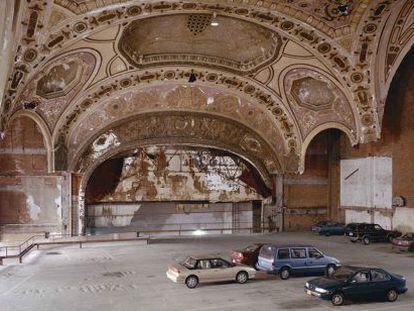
[71,173,84,236]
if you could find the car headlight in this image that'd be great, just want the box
[315,287,329,294]
[305,282,309,288]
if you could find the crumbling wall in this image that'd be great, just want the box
[86,147,264,204]
[0,116,69,238]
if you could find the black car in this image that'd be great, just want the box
[347,223,401,245]
[305,266,407,306]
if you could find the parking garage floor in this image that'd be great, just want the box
[1,232,414,311]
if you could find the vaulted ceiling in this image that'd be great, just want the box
[1,0,413,178]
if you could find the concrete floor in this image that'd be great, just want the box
[0,232,414,311]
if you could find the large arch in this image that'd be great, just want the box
[300,123,357,174]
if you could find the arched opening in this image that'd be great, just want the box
[284,128,345,230]
[83,146,271,235]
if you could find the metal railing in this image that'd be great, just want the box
[0,222,271,265]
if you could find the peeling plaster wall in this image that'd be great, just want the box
[0,117,69,238]
[87,148,263,204]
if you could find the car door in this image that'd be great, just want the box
[306,247,326,274]
[195,259,214,282]
[369,269,392,298]
[342,271,372,300]
[210,258,234,281]
[273,248,290,272]
[289,248,307,274]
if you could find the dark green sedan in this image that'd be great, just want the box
[304,266,407,306]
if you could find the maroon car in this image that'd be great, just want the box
[392,233,414,251]
[231,243,264,267]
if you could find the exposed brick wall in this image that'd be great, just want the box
[284,131,331,231]
[340,48,414,208]
[0,116,47,175]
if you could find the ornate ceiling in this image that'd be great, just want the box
[1,0,413,178]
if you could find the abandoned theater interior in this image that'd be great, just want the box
[0,0,414,310]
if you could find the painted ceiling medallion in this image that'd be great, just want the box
[291,77,335,111]
[118,14,282,74]
[36,60,83,99]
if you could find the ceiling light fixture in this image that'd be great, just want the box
[210,12,219,27]
[188,71,197,83]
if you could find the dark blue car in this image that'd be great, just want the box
[305,266,407,306]
[256,244,341,280]
[311,221,347,236]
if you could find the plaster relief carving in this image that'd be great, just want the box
[66,85,287,166]
[17,51,97,128]
[119,14,282,74]
[283,67,357,140]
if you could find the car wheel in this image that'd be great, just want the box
[362,236,370,245]
[236,271,249,284]
[279,267,290,280]
[331,293,344,306]
[386,289,399,302]
[185,275,199,289]
[325,232,331,237]
[326,264,336,277]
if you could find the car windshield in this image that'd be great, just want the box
[330,267,355,280]
[245,244,260,252]
[182,257,197,269]
[402,233,414,239]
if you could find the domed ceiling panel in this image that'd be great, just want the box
[118,14,282,74]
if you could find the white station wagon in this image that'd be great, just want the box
[166,255,257,288]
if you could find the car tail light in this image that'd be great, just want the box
[170,266,180,274]
[232,251,243,259]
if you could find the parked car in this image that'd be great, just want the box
[392,232,414,251]
[230,243,264,267]
[311,221,347,236]
[305,266,407,306]
[166,255,256,288]
[256,244,341,280]
[347,223,401,244]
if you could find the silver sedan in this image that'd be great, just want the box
[166,255,257,288]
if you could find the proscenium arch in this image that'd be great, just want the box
[299,122,357,174]
[72,140,274,235]
[8,109,53,173]
[70,111,281,186]
[63,83,288,161]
